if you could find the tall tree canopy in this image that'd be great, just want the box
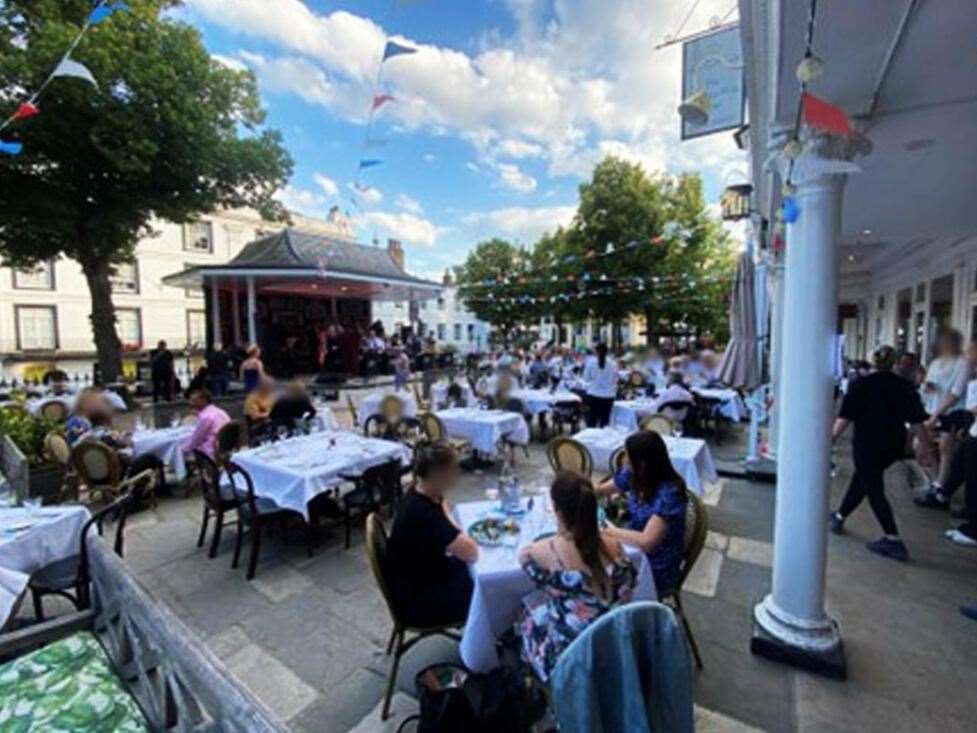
[456,156,736,347]
[0,0,292,380]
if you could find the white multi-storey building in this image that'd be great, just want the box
[372,271,490,354]
[0,208,357,380]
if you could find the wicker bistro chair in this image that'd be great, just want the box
[365,514,462,721]
[412,383,429,412]
[363,414,391,440]
[38,399,69,422]
[44,431,79,502]
[226,461,313,580]
[215,420,244,466]
[71,440,124,505]
[29,470,155,620]
[194,450,242,559]
[346,394,360,427]
[550,399,585,436]
[657,488,709,669]
[419,412,471,456]
[546,436,593,477]
[641,414,676,436]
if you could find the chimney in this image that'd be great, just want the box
[387,238,404,270]
[442,269,454,286]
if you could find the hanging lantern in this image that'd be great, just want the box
[720,183,752,221]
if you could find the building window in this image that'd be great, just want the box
[437,323,446,340]
[110,260,139,294]
[453,323,462,341]
[116,308,142,350]
[186,310,206,347]
[12,260,55,290]
[183,221,214,253]
[467,324,475,342]
[876,295,885,311]
[184,262,203,299]
[15,305,58,350]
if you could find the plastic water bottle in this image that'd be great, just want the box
[500,457,521,514]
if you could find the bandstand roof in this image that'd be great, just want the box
[162,229,441,301]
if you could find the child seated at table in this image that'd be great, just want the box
[517,472,637,682]
[597,430,688,594]
[386,441,478,627]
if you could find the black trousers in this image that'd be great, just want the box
[397,573,473,628]
[838,453,899,536]
[940,436,977,538]
[152,376,173,402]
[586,395,615,428]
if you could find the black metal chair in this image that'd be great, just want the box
[339,460,404,549]
[194,450,242,559]
[29,471,154,620]
[226,461,313,580]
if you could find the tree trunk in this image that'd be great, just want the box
[644,306,656,347]
[80,256,123,384]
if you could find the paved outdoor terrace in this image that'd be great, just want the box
[20,395,977,732]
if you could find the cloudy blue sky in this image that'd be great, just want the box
[178,0,746,279]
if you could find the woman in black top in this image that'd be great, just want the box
[386,442,478,627]
[830,346,934,561]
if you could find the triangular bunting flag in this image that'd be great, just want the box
[372,93,395,111]
[12,102,39,121]
[89,1,129,25]
[383,41,417,61]
[0,140,23,155]
[364,138,387,149]
[802,92,851,136]
[358,159,382,169]
[52,59,98,87]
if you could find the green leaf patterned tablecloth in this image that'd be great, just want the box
[0,631,147,732]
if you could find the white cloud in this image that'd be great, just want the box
[359,211,441,247]
[313,173,338,197]
[395,193,423,214]
[465,161,481,174]
[348,182,383,204]
[495,162,537,193]
[274,184,327,217]
[186,0,742,190]
[211,53,247,72]
[423,153,437,162]
[463,205,576,243]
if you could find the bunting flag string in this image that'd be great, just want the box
[372,93,395,111]
[358,159,383,170]
[0,1,129,154]
[383,40,419,61]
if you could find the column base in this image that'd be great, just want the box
[751,595,846,679]
[743,456,777,484]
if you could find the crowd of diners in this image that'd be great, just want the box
[828,328,977,621]
[387,429,689,681]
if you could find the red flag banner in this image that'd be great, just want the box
[802,92,852,136]
[12,101,39,121]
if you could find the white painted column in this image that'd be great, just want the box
[210,280,222,349]
[754,134,861,663]
[246,276,256,346]
[768,256,786,457]
[231,282,242,346]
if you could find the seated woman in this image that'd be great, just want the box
[269,380,316,431]
[656,371,695,425]
[386,441,478,627]
[65,390,105,445]
[517,472,637,682]
[597,430,688,594]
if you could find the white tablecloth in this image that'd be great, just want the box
[228,431,411,519]
[436,408,530,455]
[509,389,582,415]
[0,506,90,625]
[356,390,418,426]
[454,499,657,673]
[132,425,194,480]
[610,398,661,432]
[430,383,476,409]
[692,387,748,422]
[572,427,718,494]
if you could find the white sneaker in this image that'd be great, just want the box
[944,529,977,547]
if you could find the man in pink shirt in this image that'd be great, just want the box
[181,389,230,459]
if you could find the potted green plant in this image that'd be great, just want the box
[0,406,64,503]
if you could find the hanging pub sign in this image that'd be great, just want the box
[720,183,753,221]
[679,25,745,140]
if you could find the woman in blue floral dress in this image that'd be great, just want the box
[517,472,637,681]
[597,430,688,594]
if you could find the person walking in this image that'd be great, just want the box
[583,343,618,428]
[150,340,175,403]
[829,346,934,561]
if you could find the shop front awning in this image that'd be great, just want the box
[162,228,442,302]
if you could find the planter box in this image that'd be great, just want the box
[28,462,65,505]
[0,435,28,501]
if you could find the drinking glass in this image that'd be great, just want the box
[485,487,499,507]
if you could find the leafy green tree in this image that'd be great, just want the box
[0,0,292,381]
[455,238,537,344]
